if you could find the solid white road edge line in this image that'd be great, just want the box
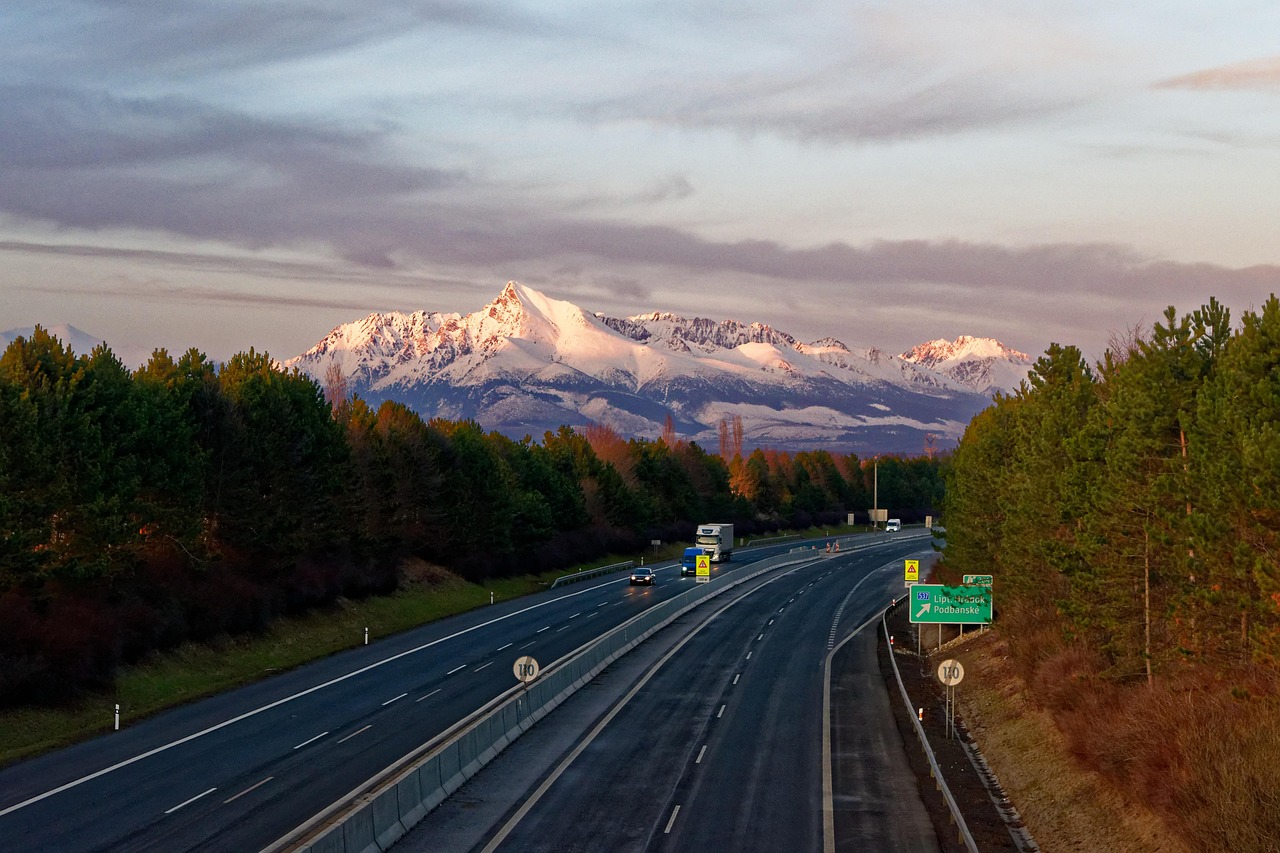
[0,573,637,818]
[821,558,906,853]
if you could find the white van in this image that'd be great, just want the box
[885,519,901,532]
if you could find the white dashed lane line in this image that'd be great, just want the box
[164,787,216,814]
[223,776,273,804]
[496,643,512,652]
[292,732,328,750]
[338,725,371,744]
[382,693,407,706]
[416,689,441,703]
[474,661,493,672]
[447,664,467,675]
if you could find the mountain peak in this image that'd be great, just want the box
[899,335,1031,395]
[285,282,1024,452]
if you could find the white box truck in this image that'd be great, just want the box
[695,523,734,562]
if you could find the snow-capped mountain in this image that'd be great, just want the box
[899,336,1032,396]
[286,282,1031,453]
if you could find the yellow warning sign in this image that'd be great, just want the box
[904,559,919,584]
[696,550,716,578]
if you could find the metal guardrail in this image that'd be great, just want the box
[881,606,979,853]
[744,533,801,546]
[280,549,825,853]
[549,560,634,589]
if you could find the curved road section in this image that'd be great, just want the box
[0,537,901,851]
[398,537,939,852]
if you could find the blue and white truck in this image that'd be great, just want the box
[695,523,734,563]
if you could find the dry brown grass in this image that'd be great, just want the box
[956,609,1280,853]
[953,629,1194,853]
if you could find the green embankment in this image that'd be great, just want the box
[0,526,865,768]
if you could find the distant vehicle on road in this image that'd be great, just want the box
[695,523,734,562]
[885,519,901,532]
[630,567,656,585]
[680,547,704,576]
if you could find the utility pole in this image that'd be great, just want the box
[873,455,879,530]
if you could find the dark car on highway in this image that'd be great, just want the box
[630,567,655,585]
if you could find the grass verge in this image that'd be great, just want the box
[0,526,872,769]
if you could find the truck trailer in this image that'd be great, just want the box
[695,523,734,562]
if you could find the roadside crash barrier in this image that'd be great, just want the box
[549,560,634,589]
[281,549,823,853]
[881,607,979,853]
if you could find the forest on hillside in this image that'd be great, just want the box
[940,296,1280,850]
[0,327,944,706]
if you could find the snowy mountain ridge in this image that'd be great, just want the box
[285,282,1031,453]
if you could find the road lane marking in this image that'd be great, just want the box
[519,641,536,649]
[768,619,774,625]
[746,651,752,660]
[0,573,644,818]
[536,626,550,633]
[416,689,441,703]
[496,643,512,652]
[477,565,818,853]
[555,625,569,632]
[757,633,763,640]
[665,805,681,834]
[223,777,274,804]
[338,725,371,744]
[733,674,740,685]
[382,693,408,706]
[164,787,216,814]
[292,732,329,750]
[569,612,580,619]
[717,704,726,718]
[474,661,493,672]
[696,746,706,764]
[447,664,467,675]
[597,602,610,607]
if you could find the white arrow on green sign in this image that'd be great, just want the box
[909,584,992,625]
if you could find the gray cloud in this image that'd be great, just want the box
[572,53,1090,143]
[8,1,544,81]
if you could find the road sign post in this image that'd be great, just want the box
[909,584,992,625]
[937,659,965,740]
[695,553,711,584]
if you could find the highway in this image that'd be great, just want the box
[0,536,895,852]
[398,536,939,853]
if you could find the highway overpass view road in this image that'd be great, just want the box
[397,537,939,853]
[0,535,922,852]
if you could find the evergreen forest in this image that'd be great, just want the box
[941,296,1280,848]
[0,327,943,706]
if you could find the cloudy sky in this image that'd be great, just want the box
[3,1,1280,365]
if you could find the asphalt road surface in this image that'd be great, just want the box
[399,535,939,853]
[0,537,886,852]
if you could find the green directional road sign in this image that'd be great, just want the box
[963,574,993,586]
[909,584,992,624]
